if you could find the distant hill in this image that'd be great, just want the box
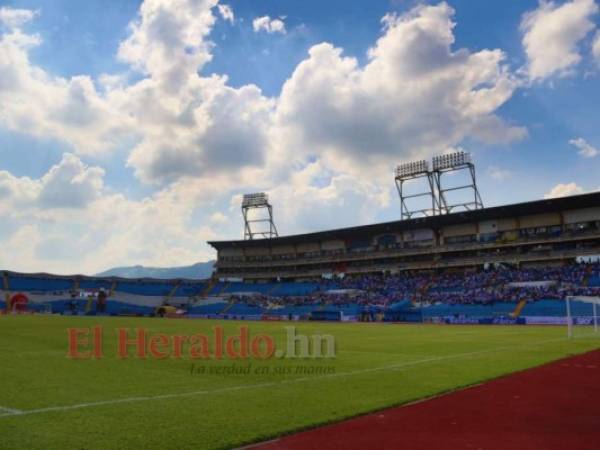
[96,261,214,280]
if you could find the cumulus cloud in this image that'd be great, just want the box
[253,15,286,34]
[276,3,525,174]
[0,3,273,185]
[521,0,599,81]
[217,4,234,23]
[97,0,273,185]
[0,2,524,186]
[123,78,275,184]
[544,182,585,198]
[37,154,105,208]
[117,0,217,90]
[267,160,391,234]
[0,156,226,274]
[0,153,104,210]
[569,137,599,157]
[0,19,132,154]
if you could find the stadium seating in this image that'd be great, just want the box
[3,262,599,321]
[226,303,263,315]
[189,301,228,315]
[588,276,600,287]
[114,281,174,296]
[270,282,320,296]
[7,275,73,292]
[79,279,114,290]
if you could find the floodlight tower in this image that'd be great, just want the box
[395,160,439,220]
[432,151,483,214]
[241,193,279,240]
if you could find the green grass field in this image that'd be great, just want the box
[0,315,598,450]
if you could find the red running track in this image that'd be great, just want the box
[250,350,600,450]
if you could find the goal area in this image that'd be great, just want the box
[566,296,599,338]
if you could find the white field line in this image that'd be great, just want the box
[339,350,418,357]
[0,406,23,415]
[0,334,595,419]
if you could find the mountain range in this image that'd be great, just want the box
[96,261,214,280]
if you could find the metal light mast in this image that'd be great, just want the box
[432,151,483,214]
[395,151,484,220]
[395,159,439,220]
[241,193,278,240]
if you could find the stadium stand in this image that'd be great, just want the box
[209,192,600,280]
[2,193,600,324]
[2,262,599,322]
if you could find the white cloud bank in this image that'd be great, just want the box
[276,4,525,175]
[0,153,104,210]
[0,1,530,273]
[521,0,599,81]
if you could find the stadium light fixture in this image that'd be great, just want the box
[395,160,430,178]
[394,160,439,219]
[432,151,472,171]
[242,192,269,208]
[432,151,483,214]
[241,193,278,240]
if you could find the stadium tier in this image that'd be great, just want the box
[2,258,600,325]
[209,192,600,280]
[0,273,208,316]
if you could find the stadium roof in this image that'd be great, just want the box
[208,191,600,250]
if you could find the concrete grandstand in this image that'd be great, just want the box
[209,192,600,280]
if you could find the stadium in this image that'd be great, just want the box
[2,161,600,449]
[2,1,600,449]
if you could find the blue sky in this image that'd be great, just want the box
[0,0,599,274]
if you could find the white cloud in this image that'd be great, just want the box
[521,0,599,81]
[569,137,599,158]
[253,15,286,34]
[593,31,600,63]
[267,160,391,234]
[117,0,218,90]
[123,78,275,184]
[486,166,513,181]
[0,156,225,274]
[0,21,132,154]
[0,7,37,28]
[276,3,525,175]
[0,153,104,210]
[544,182,585,198]
[37,154,105,208]
[110,0,276,184]
[0,2,524,187]
[209,212,228,224]
[0,4,274,183]
[217,4,234,24]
